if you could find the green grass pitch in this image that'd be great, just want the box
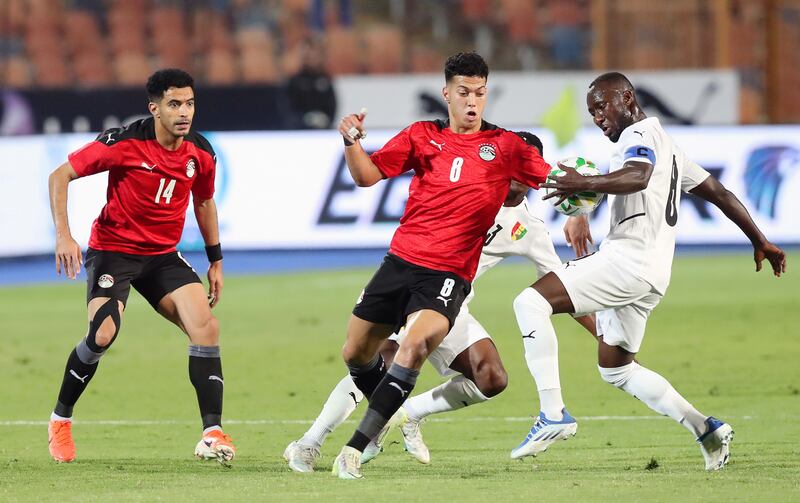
[1,253,798,502]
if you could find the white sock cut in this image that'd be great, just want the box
[513,287,565,420]
[300,375,364,447]
[599,362,708,437]
[403,375,488,423]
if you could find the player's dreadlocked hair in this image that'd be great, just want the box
[444,52,489,82]
[146,69,194,102]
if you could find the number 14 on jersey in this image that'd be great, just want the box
[155,178,176,204]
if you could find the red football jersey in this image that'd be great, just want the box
[68,118,216,255]
[371,120,550,281]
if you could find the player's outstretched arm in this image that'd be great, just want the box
[689,176,786,277]
[563,215,594,257]
[338,109,383,187]
[48,162,82,279]
[542,160,653,206]
[194,197,224,307]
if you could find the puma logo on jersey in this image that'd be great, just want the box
[633,130,644,137]
[104,132,115,144]
[388,382,408,397]
[348,391,360,405]
[430,140,445,151]
[522,330,536,339]
[209,375,224,385]
[436,295,451,307]
[69,370,89,383]
[140,162,157,171]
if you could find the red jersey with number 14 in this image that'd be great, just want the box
[371,120,550,281]
[68,117,216,255]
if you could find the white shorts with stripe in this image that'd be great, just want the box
[552,247,661,353]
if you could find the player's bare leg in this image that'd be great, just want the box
[399,338,508,463]
[158,283,234,464]
[334,310,448,479]
[49,297,124,463]
[597,337,733,470]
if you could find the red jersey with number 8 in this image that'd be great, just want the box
[68,117,216,255]
[370,120,550,281]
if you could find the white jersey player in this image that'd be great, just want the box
[513,72,786,470]
[284,134,597,473]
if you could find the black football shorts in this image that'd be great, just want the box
[84,248,202,308]
[352,253,471,331]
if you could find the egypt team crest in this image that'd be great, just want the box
[478,144,496,161]
[511,222,527,241]
[97,274,115,288]
[186,159,196,178]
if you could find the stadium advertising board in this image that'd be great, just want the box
[0,126,797,258]
[336,70,740,128]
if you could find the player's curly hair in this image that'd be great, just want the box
[444,52,489,82]
[146,69,194,102]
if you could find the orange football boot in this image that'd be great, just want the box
[48,420,76,463]
[194,429,236,463]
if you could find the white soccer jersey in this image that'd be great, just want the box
[601,117,710,294]
[465,196,563,307]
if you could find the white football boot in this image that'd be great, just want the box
[283,440,320,473]
[398,409,430,464]
[697,416,734,471]
[332,446,363,479]
[510,409,577,459]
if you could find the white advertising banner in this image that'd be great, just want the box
[0,125,797,259]
[335,70,739,128]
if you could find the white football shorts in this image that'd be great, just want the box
[390,307,492,377]
[553,247,661,353]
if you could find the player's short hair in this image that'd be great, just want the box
[590,71,634,91]
[444,52,489,82]
[146,69,194,102]
[514,131,544,155]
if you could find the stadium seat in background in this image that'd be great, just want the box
[500,0,539,44]
[324,26,360,75]
[409,45,442,73]
[73,52,113,87]
[150,5,193,72]
[237,28,280,83]
[363,24,403,74]
[33,53,71,88]
[4,55,33,87]
[499,0,542,69]
[114,51,153,86]
[63,8,112,87]
[205,49,239,85]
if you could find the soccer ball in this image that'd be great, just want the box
[544,157,604,216]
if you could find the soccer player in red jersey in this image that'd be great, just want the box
[331,52,552,479]
[46,69,234,464]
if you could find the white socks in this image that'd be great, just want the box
[50,412,71,422]
[403,375,489,423]
[300,375,364,447]
[513,287,565,420]
[599,362,707,437]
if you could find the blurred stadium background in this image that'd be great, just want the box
[1,0,798,277]
[0,3,799,500]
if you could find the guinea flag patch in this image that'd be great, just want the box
[511,222,527,241]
